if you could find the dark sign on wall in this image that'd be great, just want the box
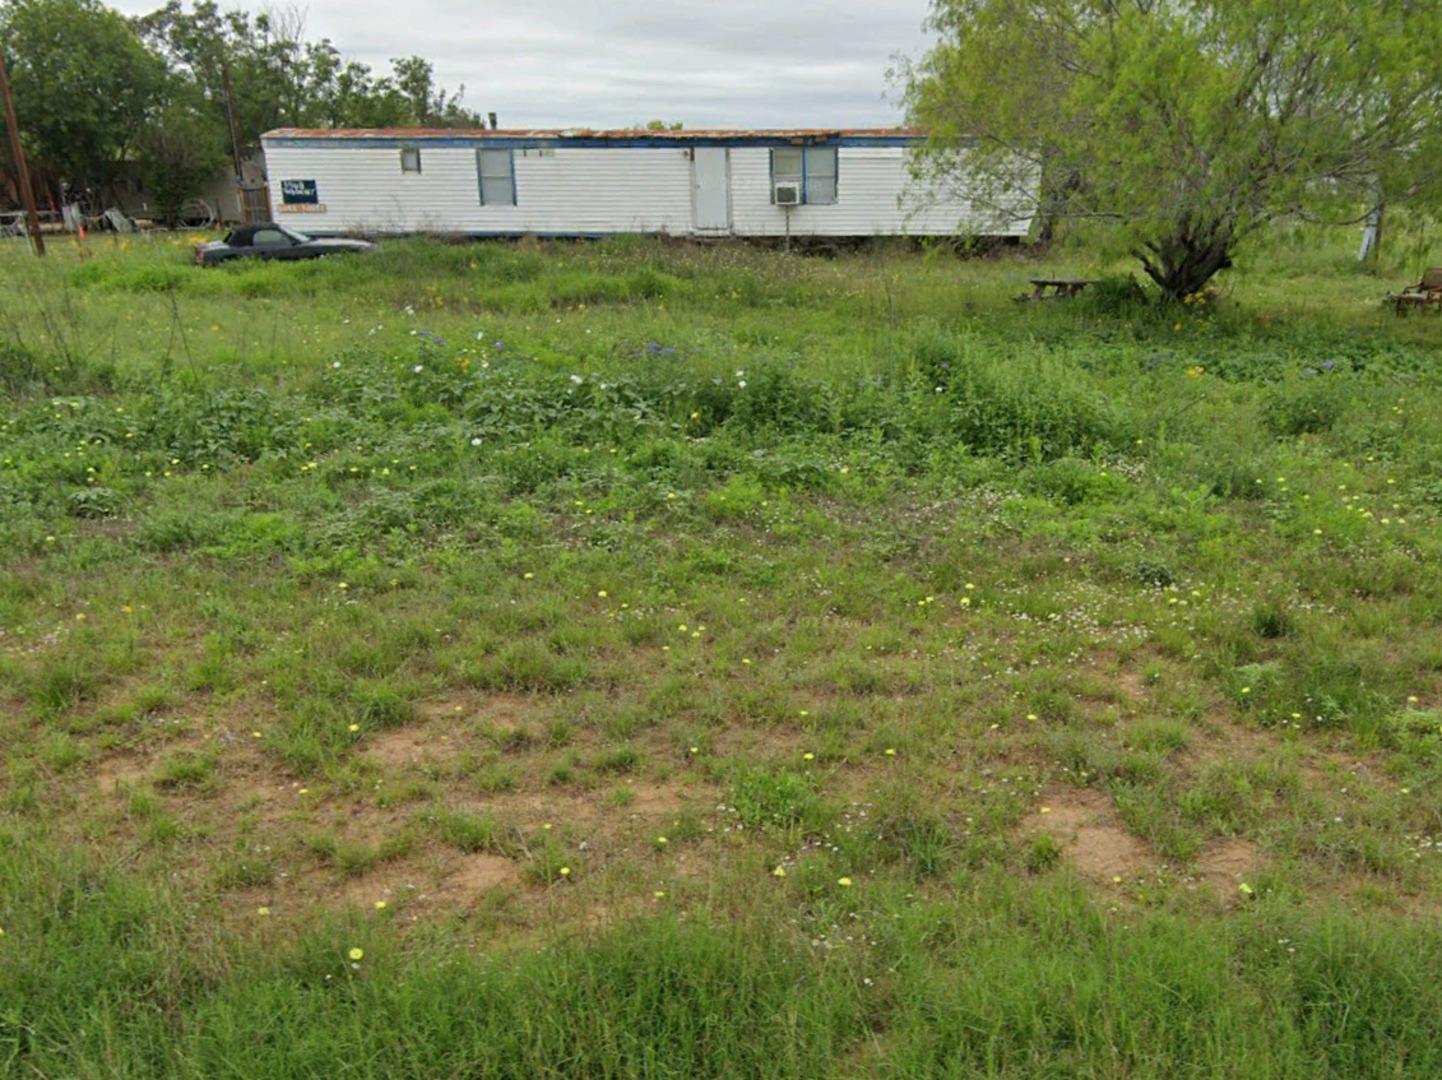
[280,179,319,205]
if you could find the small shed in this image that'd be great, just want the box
[259,127,1033,239]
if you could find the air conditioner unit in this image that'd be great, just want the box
[773,182,802,206]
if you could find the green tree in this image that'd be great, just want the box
[137,1,317,144]
[903,0,1442,299]
[391,55,482,127]
[0,0,167,195]
[304,41,411,129]
[137,3,482,140]
[135,86,228,224]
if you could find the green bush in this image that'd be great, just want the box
[940,335,1129,458]
[422,808,514,855]
[728,767,818,830]
[1027,458,1129,505]
[1075,272,1154,316]
[1261,371,1349,437]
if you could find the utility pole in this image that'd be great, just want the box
[222,59,244,182]
[0,41,44,256]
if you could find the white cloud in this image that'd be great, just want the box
[114,0,935,127]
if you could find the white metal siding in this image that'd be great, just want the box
[729,147,1030,237]
[263,144,694,235]
[262,140,1032,238]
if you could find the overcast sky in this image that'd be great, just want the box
[106,0,936,129]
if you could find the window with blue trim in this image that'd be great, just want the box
[478,149,516,205]
[770,146,837,204]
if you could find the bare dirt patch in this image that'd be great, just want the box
[498,777,712,837]
[1185,718,1286,767]
[367,693,543,769]
[419,692,538,731]
[1195,837,1262,901]
[626,781,690,816]
[93,756,152,793]
[334,850,524,912]
[364,726,448,770]
[338,865,427,909]
[708,725,807,764]
[90,728,226,795]
[433,853,523,902]
[1115,670,1150,704]
[1017,788,1157,882]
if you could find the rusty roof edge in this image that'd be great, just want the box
[261,126,930,140]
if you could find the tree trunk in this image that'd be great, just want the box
[1036,163,1081,246]
[1135,222,1234,301]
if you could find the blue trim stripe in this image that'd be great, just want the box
[301,229,647,239]
[265,134,923,151]
[295,228,982,240]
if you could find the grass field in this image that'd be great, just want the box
[2,223,1442,1077]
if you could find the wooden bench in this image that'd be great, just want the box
[1388,267,1442,315]
[1019,277,1100,302]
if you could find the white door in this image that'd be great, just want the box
[692,148,729,234]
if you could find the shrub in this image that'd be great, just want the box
[154,749,219,791]
[941,336,1128,459]
[469,640,590,693]
[1027,458,1129,505]
[728,767,817,830]
[1251,600,1295,639]
[1261,371,1348,437]
[422,809,514,855]
[595,745,641,774]
[1132,558,1175,588]
[1075,272,1154,316]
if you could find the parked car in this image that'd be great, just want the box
[193,224,375,265]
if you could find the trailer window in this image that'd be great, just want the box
[478,149,516,206]
[400,147,421,174]
[804,146,838,204]
[771,147,802,203]
[769,146,837,204]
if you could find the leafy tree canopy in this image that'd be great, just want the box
[0,0,485,210]
[391,55,483,128]
[135,82,229,223]
[1,0,168,192]
[135,1,481,143]
[903,0,1442,298]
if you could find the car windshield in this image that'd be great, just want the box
[217,226,312,247]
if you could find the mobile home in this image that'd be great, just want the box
[259,127,1033,239]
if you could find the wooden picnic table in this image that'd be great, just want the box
[1025,277,1100,300]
